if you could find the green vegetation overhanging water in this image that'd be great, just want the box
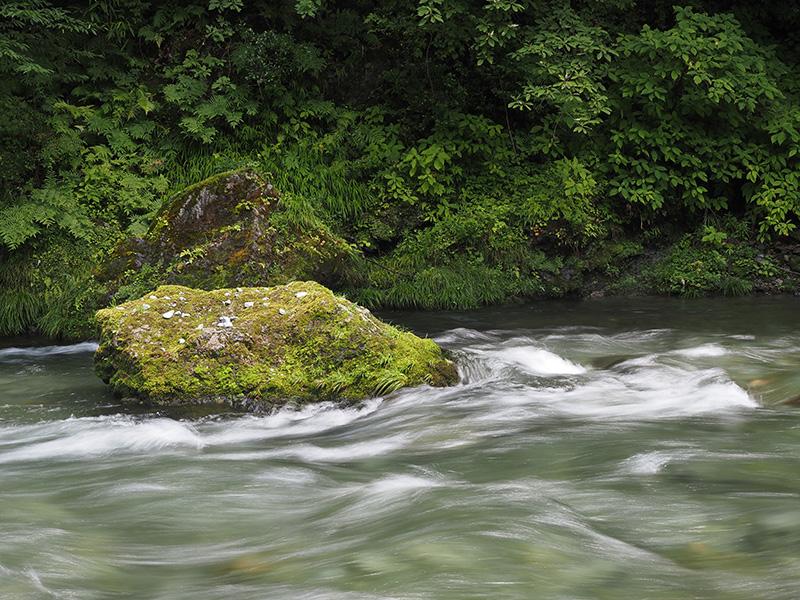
[2,296,800,600]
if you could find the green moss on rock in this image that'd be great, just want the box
[95,169,353,301]
[94,281,458,410]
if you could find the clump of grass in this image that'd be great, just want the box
[277,192,326,231]
[349,259,545,310]
[0,289,44,336]
[719,276,753,297]
[258,143,375,222]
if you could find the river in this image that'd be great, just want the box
[2,296,800,599]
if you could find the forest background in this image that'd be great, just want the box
[3,0,800,339]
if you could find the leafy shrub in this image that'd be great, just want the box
[649,224,782,297]
[601,7,800,239]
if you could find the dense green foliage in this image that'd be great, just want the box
[3,0,800,337]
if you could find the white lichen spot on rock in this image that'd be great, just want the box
[163,310,175,319]
[295,291,308,298]
[244,302,254,308]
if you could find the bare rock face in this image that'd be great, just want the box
[95,169,352,294]
[94,282,458,410]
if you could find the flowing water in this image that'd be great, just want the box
[2,296,800,600]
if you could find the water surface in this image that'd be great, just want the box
[2,296,800,599]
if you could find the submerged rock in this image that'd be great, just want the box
[94,282,458,410]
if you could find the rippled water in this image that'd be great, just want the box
[2,296,800,599]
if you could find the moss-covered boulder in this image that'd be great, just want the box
[95,169,352,296]
[94,281,458,410]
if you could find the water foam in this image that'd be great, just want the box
[260,434,410,463]
[454,329,762,420]
[435,327,499,345]
[496,346,586,376]
[204,398,384,445]
[673,343,728,358]
[366,473,447,495]
[0,417,203,463]
[0,341,99,360]
[622,451,681,474]
[546,367,758,419]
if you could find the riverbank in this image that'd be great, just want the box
[566,232,800,300]
[2,220,798,344]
